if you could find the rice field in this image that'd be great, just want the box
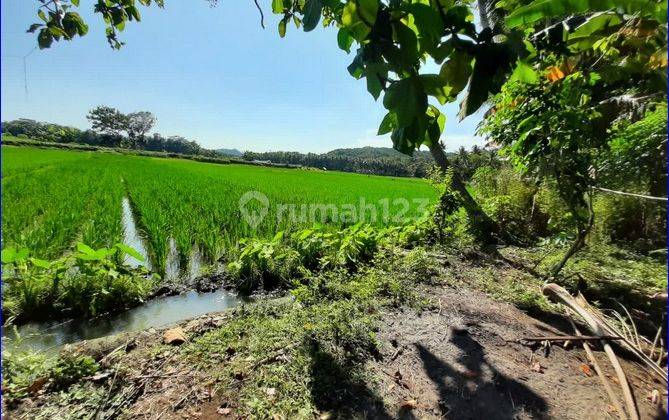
[2,146,438,275]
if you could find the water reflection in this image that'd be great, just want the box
[121,197,151,269]
[3,290,251,353]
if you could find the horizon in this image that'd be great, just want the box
[1,1,486,154]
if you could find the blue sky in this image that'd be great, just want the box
[1,1,485,153]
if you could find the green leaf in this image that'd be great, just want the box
[378,112,397,135]
[419,74,450,105]
[505,0,661,29]
[38,10,47,22]
[71,0,80,6]
[383,78,427,127]
[115,243,145,262]
[342,0,377,41]
[407,3,443,42]
[439,50,472,97]
[1,248,16,264]
[393,21,419,67]
[509,60,538,83]
[347,51,364,78]
[16,248,30,260]
[77,242,96,255]
[568,12,622,41]
[278,18,287,38]
[365,61,386,100]
[302,0,323,32]
[37,28,53,49]
[272,0,284,14]
[337,28,354,53]
[27,23,43,34]
[357,0,379,27]
[30,258,51,269]
[425,106,445,147]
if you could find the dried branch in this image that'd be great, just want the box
[543,284,640,420]
[567,312,627,420]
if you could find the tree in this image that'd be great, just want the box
[86,106,126,136]
[86,106,156,148]
[481,0,667,275]
[125,111,156,148]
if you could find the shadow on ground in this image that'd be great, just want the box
[415,332,548,419]
[308,339,392,419]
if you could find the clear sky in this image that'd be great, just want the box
[1,1,485,153]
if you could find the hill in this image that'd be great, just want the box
[215,148,243,157]
[325,146,435,160]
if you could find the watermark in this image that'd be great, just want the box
[238,190,431,229]
[238,191,270,229]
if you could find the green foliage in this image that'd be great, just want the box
[242,146,436,178]
[599,104,668,195]
[47,355,99,391]
[227,233,306,293]
[470,166,542,240]
[229,223,384,293]
[1,243,155,321]
[505,0,666,30]
[2,348,99,404]
[86,106,156,148]
[1,345,51,403]
[593,194,666,252]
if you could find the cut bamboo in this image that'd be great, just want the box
[543,283,640,420]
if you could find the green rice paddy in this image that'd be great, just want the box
[2,146,438,274]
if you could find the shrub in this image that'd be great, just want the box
[2,347,99,404]
[1,243,156,322]
[471,166,544,240]
[593,194,666,252]
[227,232,306,293]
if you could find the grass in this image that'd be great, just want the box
[2,145,438,275]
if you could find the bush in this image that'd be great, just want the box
[471,166,543,240]
[1,243,156,322]
[593,194,666,252]
[227,232,306,293]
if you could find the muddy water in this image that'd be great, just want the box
[3,290,251,353]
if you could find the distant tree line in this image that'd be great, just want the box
[2,106,216,157]
[243,145,498,179]
[242,149,433,177]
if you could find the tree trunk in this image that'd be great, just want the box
[428,142,499,243]
[550,190,595,277]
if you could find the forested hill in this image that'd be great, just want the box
[242,147,439,177]
[325,146,434,160]
[215,148,243,157]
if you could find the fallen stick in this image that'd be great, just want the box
[567,312,626,420]
[519,335,623,342]
[543,283,640,420]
